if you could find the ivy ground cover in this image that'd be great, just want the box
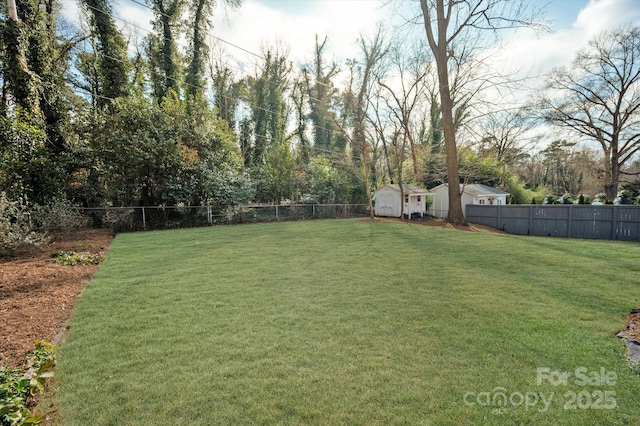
[54,219,640,425]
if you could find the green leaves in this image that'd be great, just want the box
[1,341,55,426]
[49,250,105,266]
[86,94,246,207]
[0,192,50,257]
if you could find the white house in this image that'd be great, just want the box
[428,183,510,218]
[374,184,433,218]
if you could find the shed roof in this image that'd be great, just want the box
[430,183,510,196]
[377,184,432,195]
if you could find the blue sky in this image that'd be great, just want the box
[210,0,638,63]
[59,0,640,82]
[545,0,590,27]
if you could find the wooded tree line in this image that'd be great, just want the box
[1,1,639,221]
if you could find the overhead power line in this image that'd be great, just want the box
[77,0,356,153]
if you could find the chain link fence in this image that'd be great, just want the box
[76,204,370,232]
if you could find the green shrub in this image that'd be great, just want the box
[559,193,575,204]
[0,193,49,257]
[0,341,55,426]
[49,250,104,266]
[577,194,591,204]
[425,195,433,210]
[503,175,545,204]
[31,199,90,232]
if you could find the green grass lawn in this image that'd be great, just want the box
[53,219,640,425]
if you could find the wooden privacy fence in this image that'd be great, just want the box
[466,204,640,241]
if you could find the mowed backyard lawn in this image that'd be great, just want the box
[53,219,640,425]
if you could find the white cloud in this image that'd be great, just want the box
[485,0,640,101]
[211,0,386,72]
[573,0,640,35]
[470,0,640,149]
[57,0,639,94]
[59,0,83,26]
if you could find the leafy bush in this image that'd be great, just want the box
[559,193,575,204]
[614,189,637,205]
[31,199,90,232]
[102,208,136,234]
[593,193,608,204]
[577,194,591,204]
[0,115,62,206]
[503,175,545,204]
[0,341,55,426]
[0,193,49,257]
[425,195,433,210]
[49,250,104,266]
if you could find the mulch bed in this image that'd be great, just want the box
[0,228,113,368]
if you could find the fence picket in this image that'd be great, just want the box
[467,204,640,241]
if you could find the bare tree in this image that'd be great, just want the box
[542,25,640,200]
[418,0,542,224]
[376,39,431,219]
[377,39,432,178]
[368,89,394,183]
[475,108,538,184]
[336,28,388,219]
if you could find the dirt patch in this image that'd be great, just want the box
[623,311,640,342]
[618,310,640,369]
[0,228,113,368]
[363,216,506,234]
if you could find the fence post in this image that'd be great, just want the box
[611,205,617,240]
[142,207,146,230]
[567,204,572,238]
[528,205,533,235]
[207,206,212,224]
[276,205,279,220]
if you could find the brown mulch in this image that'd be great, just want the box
[362,216,506,234]
[624,312,640,342]
[0,228,113,368]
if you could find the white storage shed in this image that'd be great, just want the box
[428,183,510,219]
[374,184,433,218]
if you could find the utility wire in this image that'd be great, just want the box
[81,1,345,143]
[125,0,265,61]
[84,1,317,102]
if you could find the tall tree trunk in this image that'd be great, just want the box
[420,0,465,225]
[437,60,465,223]
[2,5,40,118]
[83,0,130,107]
[606,148,620,201]
[186,0,208,102]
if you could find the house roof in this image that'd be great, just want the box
[430,183,510,197]
[377,184,432,195]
